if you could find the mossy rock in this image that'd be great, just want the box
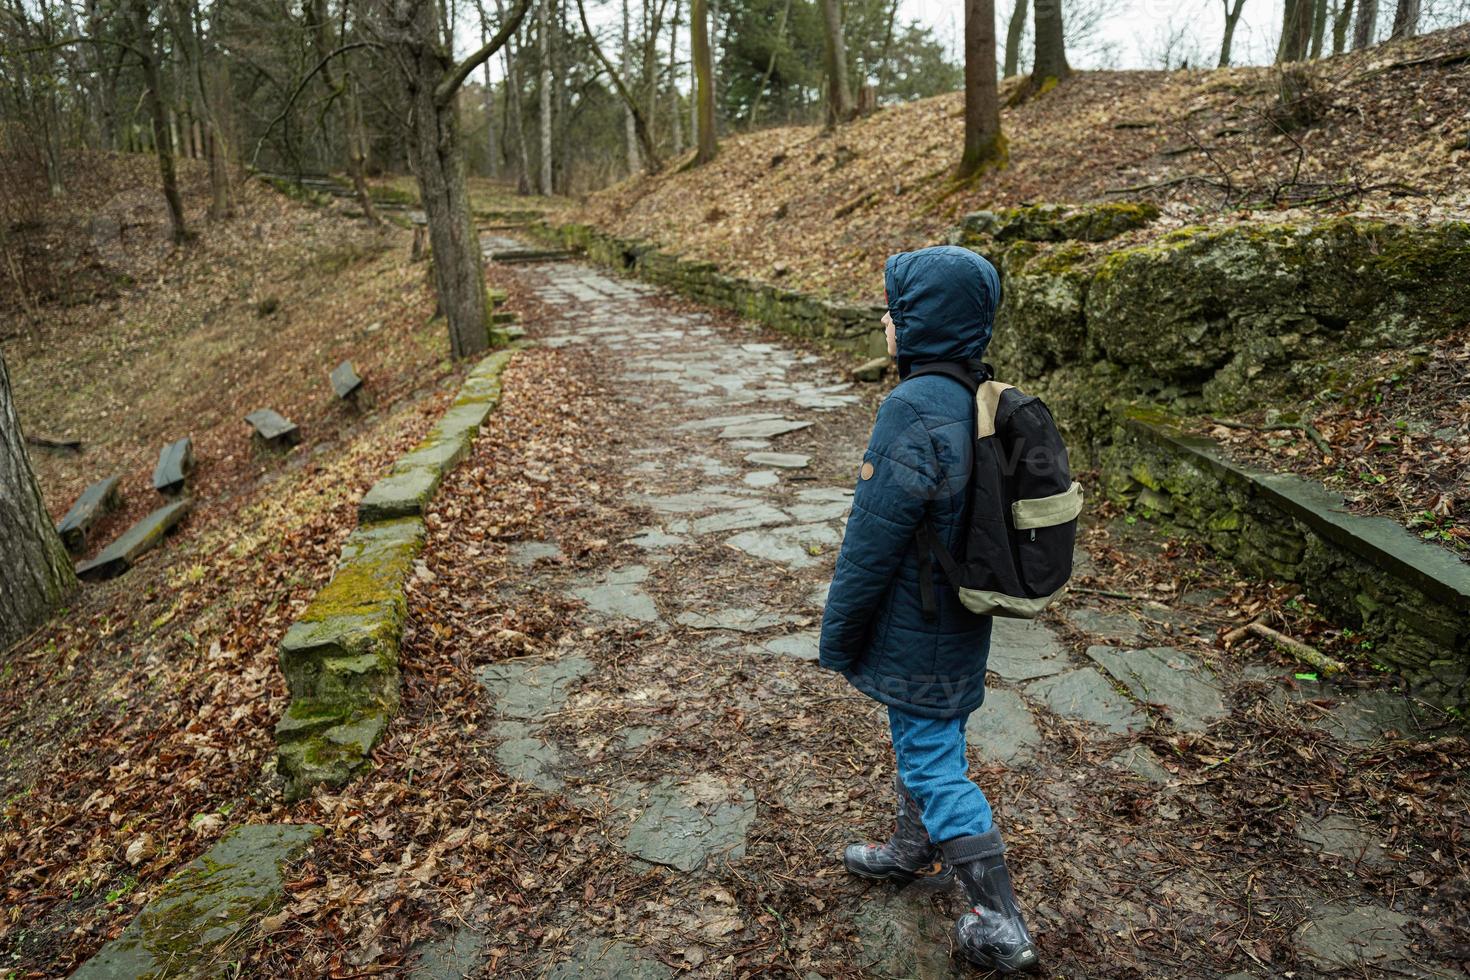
[1086,219,1470,386]
[277,709,389,800]
[300,518,425,624]
[959,201,1160,245]
[72,823,323,979]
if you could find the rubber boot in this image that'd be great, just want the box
[941,829,1041,974]
[842,776,952,884]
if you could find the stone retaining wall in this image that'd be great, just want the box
[1103,410,1470,708]
[275,349,517,799]
[549,223,889,358]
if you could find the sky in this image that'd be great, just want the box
[901,0,1293,70]
[460,0,1465,88]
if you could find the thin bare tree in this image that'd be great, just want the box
[1390,0,1420,38]
[957,0,1005,179]
[1032,0,1069,88]
[1353,0,1378,48]
[819,0,854,126]
[1003,0,1028,77]
[1219,0,1248,66]
[691,0,715,163]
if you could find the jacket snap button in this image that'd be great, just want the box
[860,461,875,481]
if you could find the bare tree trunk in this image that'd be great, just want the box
[393,0,506,359]
[1032,0,1069,87]
[819,0,854,127]
[483,30,498,177]
[1390,0,1419,39]
[0,353,76,655]
[748,0,790,126]
[691,0,716,163]
[538,0,553,194]
[669,0,683,152]
[1219,0,1247,67]
[1332,0,1356,54]
[1003,0,1028,77]
[346,72,380,223]
[129,0,188,245]
[1277,0,1314,62]
[1310,0,1329,57]
[493,0,533,193]
[621,0,640,173]
[1353,0,1378,49]
[958,0,1005,179]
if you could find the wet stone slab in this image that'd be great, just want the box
[786,487,854,523]
[73,824,322,980]
[724,522,841,568]
[541,940,674,980]
[1025,668,1147,735]
[718,418,813,440]
[1296,813,1391,869]
[760,631,820,661]
[676,607,796,633]
[508,540,563,566]
[745,451,810,469]
[409,925,486,979]
[572,565,660,622]
[966,689,1041,766]
[1063,606,1148,644]
[477,656,594,720]
[1085,646,1227,732]
[492,721,563,791]
[1107,744,1173,785]
[625,527,690,550]
[690,504,789,535]
[1294,901,1414,973]
[852,887,958,979]
[987,619,1071,681]
[622,775,756,872]
[1313,690,1442,747]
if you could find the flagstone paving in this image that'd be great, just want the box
[402,255,1461,977]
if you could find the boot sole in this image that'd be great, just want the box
[960,944,1042,975]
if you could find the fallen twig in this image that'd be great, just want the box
[26,434,81,452]
[1226,619,1347,676]
[1209,416,1333,458]
[1104,174,1220,195]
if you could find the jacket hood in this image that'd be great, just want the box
[883,245,1001,376]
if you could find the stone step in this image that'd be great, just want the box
[56,474,122,554]
[151,436,193,495]
[331,359,363,400]
[486,247,578,264]
[244,408,301,449]
[76,499,191,581]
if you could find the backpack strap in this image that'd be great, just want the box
[916,519,966,620]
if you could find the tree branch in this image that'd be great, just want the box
[436,0,531,106]
[574,0,663,171]
[249,41,376,167]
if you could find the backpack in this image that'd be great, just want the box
[905,362,1082,620]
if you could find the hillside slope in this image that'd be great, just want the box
[582,24,1470,302]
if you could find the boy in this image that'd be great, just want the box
[819,245,1040,974]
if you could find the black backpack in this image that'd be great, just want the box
[906,362,1082,620]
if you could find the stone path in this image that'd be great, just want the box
[406,253,1462,978]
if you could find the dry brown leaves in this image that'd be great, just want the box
[581,24,1470,303]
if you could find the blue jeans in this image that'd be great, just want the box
[888,705,993,843]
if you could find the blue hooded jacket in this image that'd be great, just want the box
[818,246,1000,719]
